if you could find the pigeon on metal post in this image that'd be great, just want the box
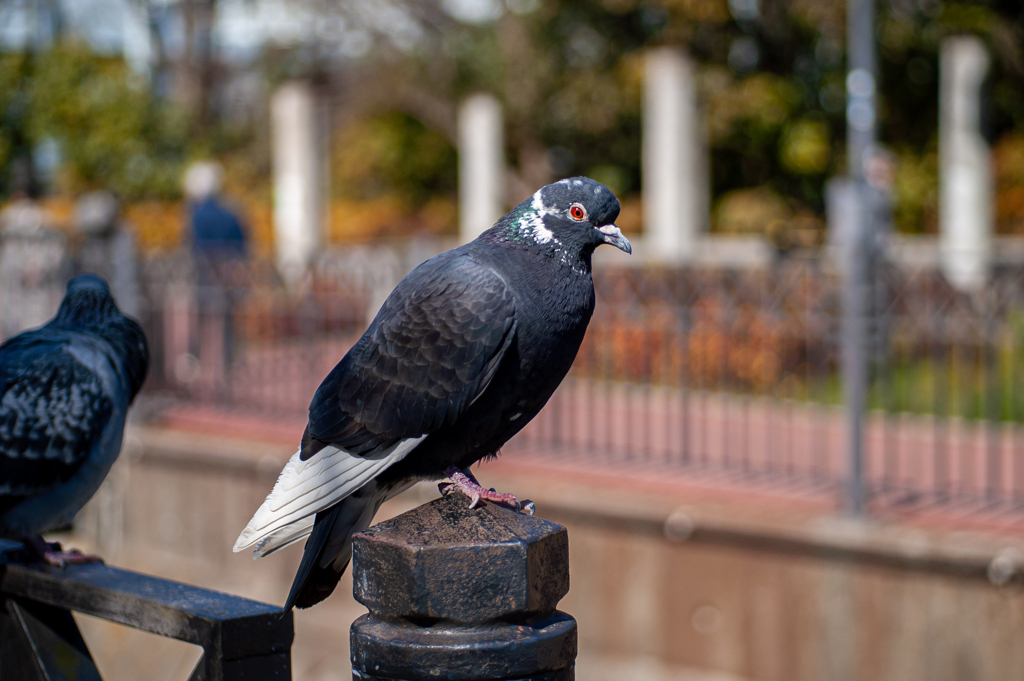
[234,178,631,609]
[0,274,148,565]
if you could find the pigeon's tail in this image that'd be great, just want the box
[285,480,388,610]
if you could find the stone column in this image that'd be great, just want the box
[271,81,325,287]
[350,492,576,680]
[643,47,708,263]
[458,93,505,244]
[940,36,992,292]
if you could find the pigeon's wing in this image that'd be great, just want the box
[0,335,114,499]
[310,253,517,453]
[234,254,517,555]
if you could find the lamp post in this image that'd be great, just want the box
[841,0,878,516]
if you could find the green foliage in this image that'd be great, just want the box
[0,53,32,192]
[0,56,22,167]
[0,42,257,201]
[779,119,831,175]
[428,0,1024,232]
[331,111,457,206]
[26,43,191,199]
[891,147,938,234]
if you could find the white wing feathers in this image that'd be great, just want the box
[233,436,425,557]
[250,515,315,558]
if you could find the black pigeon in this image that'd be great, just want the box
[234,178,631,609]
[0,274,148,563]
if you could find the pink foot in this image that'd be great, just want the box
[440,467,535,515]
[28,537,104,567]
[44,549,104,568]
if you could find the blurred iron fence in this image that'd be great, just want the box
[133,246,1024,515]
[514,258,1024,514]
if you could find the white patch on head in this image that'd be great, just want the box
[517,185,591,276]
[525,213,554,244]
[525,189,557,244]
[530,189,548,213]
[573,179,582,186]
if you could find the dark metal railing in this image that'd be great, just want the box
[0,540,293,680]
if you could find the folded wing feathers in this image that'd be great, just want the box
[233,435,425,556]
[251,516,315,558]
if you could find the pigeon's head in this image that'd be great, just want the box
[52,274,123,333]
[490,177,631,267]
[54,274,149,398]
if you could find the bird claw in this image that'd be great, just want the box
[26,538,103,568]
[442,466,535,515]
[44,549,104,568]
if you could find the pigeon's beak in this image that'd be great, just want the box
[596,224,632,254]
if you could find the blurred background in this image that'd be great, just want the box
[2,0,1024,679]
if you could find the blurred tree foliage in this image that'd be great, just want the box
[376,0,1024,235]
[0,42,254,202]
[3,0,1022,240]
[28,43,191,199]
[331,111,457,205]
[327,111,459,239]
[0,52,34,195]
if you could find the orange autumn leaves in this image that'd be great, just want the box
[575,269,831,394]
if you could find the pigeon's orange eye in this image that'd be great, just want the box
[569,205,586,221]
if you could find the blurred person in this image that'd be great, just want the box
[72,191,141,319]
[184,161,247,261]
[865,147,897,364]
[0,194,71,341]
[827,147,896,364]
[182,161,249,393]
[826,146,895,268]
[865,147,896,252]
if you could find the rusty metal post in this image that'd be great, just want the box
[350,492,577,680]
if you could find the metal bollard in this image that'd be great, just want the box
[350,491,577,680]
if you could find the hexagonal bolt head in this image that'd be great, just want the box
[352,492,569,623]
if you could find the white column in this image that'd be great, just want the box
[458,93,504,244]
[271,81,323,286]
[939,37,992,292]
[643,48,707,263]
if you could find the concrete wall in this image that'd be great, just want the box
[559,514,1022,681]
[66,427,1024,681]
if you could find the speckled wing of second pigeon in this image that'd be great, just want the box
[305,253,517,459]
[0,335,113,498]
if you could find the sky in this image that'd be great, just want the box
[0,0,445,69]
